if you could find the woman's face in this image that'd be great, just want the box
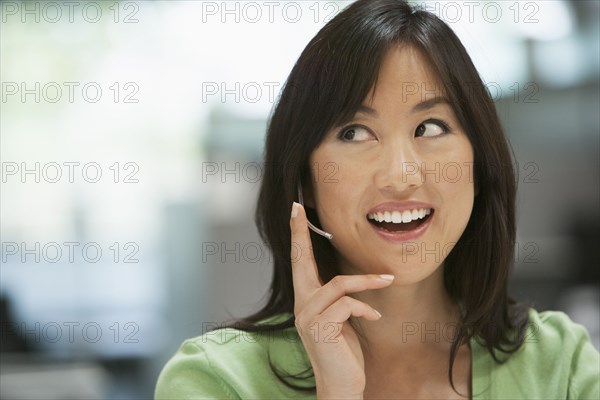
[307,45,475,284]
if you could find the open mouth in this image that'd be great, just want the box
[367,208,434,233]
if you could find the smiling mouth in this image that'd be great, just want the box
[367,209,434,232]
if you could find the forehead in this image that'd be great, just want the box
[365,45,444,108]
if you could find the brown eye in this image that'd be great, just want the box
[337,125,373,142]
[415,120,450,138]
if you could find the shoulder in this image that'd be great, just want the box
[474,307,599,399]
[526,308,599,399]
[155,313,315,400]
[528,308,593,345]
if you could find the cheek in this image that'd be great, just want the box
[314,161,364,216]
[449,179,474,217]
[437,163,475,238]
[440,139,475,207]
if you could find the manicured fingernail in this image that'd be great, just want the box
[374,309,382,318]
[379,274,395,281]
[291,202,299,218]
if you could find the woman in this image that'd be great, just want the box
[156,0,600,398]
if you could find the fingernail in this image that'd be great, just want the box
[291,202,299,218]
[374,309,382,318]
[379,274,395,281]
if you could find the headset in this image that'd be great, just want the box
[297,181,334,240]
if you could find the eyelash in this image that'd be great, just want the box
[417,118,452,137]
[336,123,371,141]
[336,119,452,141]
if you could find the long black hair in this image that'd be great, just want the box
[213,0,530,395]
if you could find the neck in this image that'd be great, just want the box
[345,264,463,360]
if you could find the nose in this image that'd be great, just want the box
[373,139,423,194]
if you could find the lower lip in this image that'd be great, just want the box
[367,212,433,243]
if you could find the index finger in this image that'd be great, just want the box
[290,202,324,298]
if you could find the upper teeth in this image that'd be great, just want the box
[368,208,432,223]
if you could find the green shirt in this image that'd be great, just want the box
[155,308,600,399]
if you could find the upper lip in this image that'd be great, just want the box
[367,201,434,216]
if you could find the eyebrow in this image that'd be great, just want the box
[356,97,450,117]
[412,96,450,112]
[356,104,379,116]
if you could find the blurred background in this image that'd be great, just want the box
[1,0,598,398]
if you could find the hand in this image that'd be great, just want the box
[289,202,395,399]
